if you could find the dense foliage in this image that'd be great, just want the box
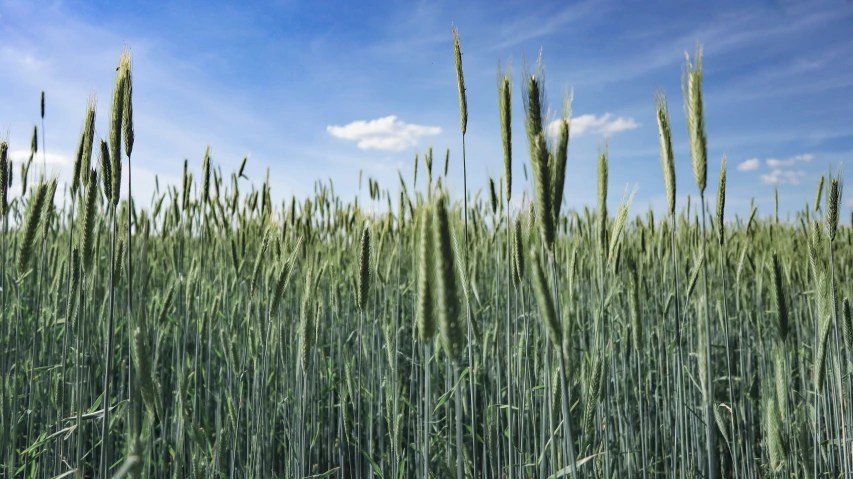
[1,40,851,479]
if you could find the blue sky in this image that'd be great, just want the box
[1,0,852,223]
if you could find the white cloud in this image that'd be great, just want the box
[766,153,814,168]
[547,113,639,138]
[9,149,72,167]
[739,154,815,187]
[737,158,760,171]
[760,169,807,185]
[765,159,789,167]
[327,116,441,151]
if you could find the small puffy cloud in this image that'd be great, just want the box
[736,158,760,171]
[740,154,814,186]
[766,153,814,168]
[760,169,807,185]
[327,116,441,151]
[547,113,639,138]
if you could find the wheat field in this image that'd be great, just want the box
[0,35,851,479]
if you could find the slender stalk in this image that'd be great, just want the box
[99,200,118,478]
[669,215,686,479]
[550,252,578,477]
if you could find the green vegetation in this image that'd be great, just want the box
[0,34,851,479]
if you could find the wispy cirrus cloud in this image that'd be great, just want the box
[547,113,639,138]
[737,158,760,171]
[327,116,441,151]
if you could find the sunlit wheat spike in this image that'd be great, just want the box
[412,152,418,188]
[498,66,512,201]
[745,204,757,236]
[110,51,126,186]
[772,344,788,416]
[43,176,57,222]
[156,280,176,327]
[489,177,498,215]
[550,366,562,420]
[214,424,230,473]
[31,124,38,156]
[433,193,464,360]
[607,185,636,267]
[439,148,447,178]
[771,252,788,342]
[202,145,211,204]
[713,403,731,452]
[552,91,571,227]
[814,271,831,391]
[111,140,122,207]
[452,24,467,135]
[120,46,134,157]
[598,146,609,255]
[72,129,85,196]
[808,220,823,282]
[512,220,524,286]
[114,236,126,283]
[583,353,604,437]
[424,148,433,193]
[0,141,8,215]
[522,53,546,146]
[17,181,48,277]
[530,247,561,349]
[532,132,554,248]
[716,155,727,245]
[397,189,406,232]
[764,394,785,471]
[80,169,98,272]
[20,160,30,197]
[683,44,707,195]
[655,91,676,216]
[99,139,112,203]
[81,94,97,185]
[842,297,852,347]
[357,223,371,312]
[527,199,536,234]
[774,187,779,223]
[825,174,841,242]
[449,219,469,303]
[686,250,705,299]
[182,159,190,211]
[250,229,271,296]
[814,175,824,212]
[270,236,302,316]
[68,247,81,328]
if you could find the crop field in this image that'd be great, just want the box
[1,34,852,479]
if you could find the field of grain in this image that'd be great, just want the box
[1,36,851,479]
